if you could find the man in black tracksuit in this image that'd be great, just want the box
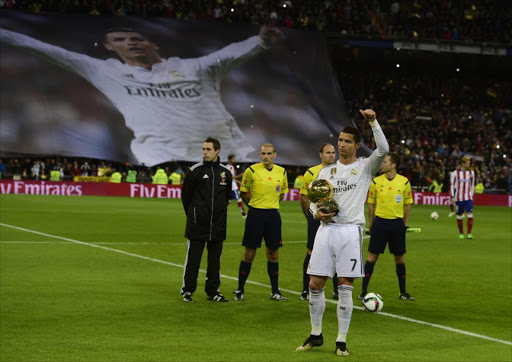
[181,137,232,303]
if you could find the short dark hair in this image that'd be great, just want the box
[319,143,333,153]
[340,126,361,143]
[204,137,221,151]
[388,152,401,169]
[228,154,236,161]
[103,28,153,43]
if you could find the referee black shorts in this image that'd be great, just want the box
[307,213,321,250]
[368,216,406,255]
[242,207,282,249]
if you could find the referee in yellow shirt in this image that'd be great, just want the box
[233,143,289,302]
[299,143,337,301]
[358,152,415,301]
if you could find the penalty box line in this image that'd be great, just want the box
[1,222,511,347]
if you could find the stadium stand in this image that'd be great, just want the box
[0,1,510,193]
[2,0,510,44]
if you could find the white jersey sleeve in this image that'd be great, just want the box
[197,36,267,82]
[0,28,104,82]
[364,120,389,175]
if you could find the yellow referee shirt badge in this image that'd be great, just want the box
[350,169,357,176]
[395,194,402,203]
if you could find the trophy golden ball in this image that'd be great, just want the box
[307,179,333,203]
[308,179,339,214]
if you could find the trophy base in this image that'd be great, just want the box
[318,199,339,215]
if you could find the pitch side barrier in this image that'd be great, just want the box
[0,180,511,207]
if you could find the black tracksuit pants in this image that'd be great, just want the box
[181,239,223,297]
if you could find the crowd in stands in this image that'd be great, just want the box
[2,0,510,44]
[1,1,511,193]
[0,156,188,185]
[345,72,511,193]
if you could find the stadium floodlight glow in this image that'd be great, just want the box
[469,116,472,119]
[396,64,400,68]
[456,68,460,72]
[283,3,287,7]
[94,42,98,46]
[401,140,405,144]
[496,144,500,149]
[504,154,507,158]
[250,104,254,108]
[231,8,234,12]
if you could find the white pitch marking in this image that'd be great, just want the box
[1,239,369,245]
[0,240,304,245]
[0,240,311,245]
[1,222,510,346]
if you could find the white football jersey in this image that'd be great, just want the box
[0,29,265,166]
[310,121,388,228]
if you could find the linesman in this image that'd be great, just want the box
[359,152,415,301]
[299,143,338,301]
[233,143,289,301]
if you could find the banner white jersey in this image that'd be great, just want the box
[310,121,389,228]
[0,29,266,166]
[450,169,475,201]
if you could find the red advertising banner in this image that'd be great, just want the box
[1,181,511,207]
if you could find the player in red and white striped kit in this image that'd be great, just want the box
[226,154,246,218]
[450,156,475,239]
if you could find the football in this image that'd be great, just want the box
[430,211,439,220]
[362,292,384,312]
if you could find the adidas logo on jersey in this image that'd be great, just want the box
[203,174,209,179]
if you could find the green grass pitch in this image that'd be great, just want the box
[0,194,511,361]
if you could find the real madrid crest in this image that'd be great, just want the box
[350,168,357,176]
[169,70,185,78]
[330,168,337,175]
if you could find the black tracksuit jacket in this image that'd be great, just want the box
[181,159,232,242]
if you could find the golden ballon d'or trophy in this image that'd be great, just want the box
[308,179,339,214]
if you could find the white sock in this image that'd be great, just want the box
[336,285,354,342]
[309,288,325,336]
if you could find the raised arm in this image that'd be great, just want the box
[198,25,284,77]
[360,109,389,175]
[0,28,102,79]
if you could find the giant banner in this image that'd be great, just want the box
[1,181,511,207]
[0,12,353,167]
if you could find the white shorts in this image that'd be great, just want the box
[308,223,364,279]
